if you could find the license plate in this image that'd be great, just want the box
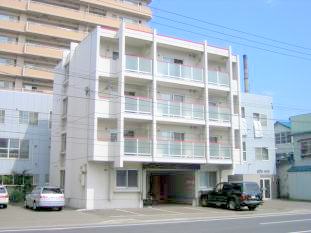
[251,196,256,199]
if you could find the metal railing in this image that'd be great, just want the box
[157,100,205,120]
[125,96,152,114]
[209,144,231,160]
[157,61,204,83]
[125,55,152,74]
[209,105,231,122]
[124,138,151,156]
[157,140,205,158]
[208,71,230,86]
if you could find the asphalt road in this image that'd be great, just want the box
[1,212,311,233]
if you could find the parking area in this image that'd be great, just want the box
[1,200,311,230]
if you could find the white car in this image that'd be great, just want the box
[24,186,64,211]
[0,186,9,208]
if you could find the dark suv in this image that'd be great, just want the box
[200,182,263,211]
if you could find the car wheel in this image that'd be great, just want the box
[24,200,28,209]
[32,202,37,211]
[201,196,208,207]
[3,204,7,209]
[57,207,63,211]
[228,199,237,210]
[248,206,256,211]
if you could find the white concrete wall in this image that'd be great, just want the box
[288,172,311,201]
[0,90,52,185]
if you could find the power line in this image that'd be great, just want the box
[151,6,311,51]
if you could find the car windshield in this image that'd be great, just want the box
[42,188,62,194]
[0,187,6,193]
[244,183,260,193]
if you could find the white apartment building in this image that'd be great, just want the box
[232,93,276,199]
[0,89,52,190]
[50,25,242,209]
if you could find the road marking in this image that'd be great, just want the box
[288,230,311,233]
[115,209,142,215]
[261,218,311,225]
[149,207,182,214]
[1,211,311,232]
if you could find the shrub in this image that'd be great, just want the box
[10,189,24,203]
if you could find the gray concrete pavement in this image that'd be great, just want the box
[1,200,311,232]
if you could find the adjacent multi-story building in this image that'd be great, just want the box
[275,121,293,198]
[0,0,152,92]
[49,25,242,209]
[276,114,311,201]
[232,93,276,199]
[0,0,151,194]
[0,89,52,190]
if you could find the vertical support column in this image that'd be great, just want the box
[193,169,200,206]
[203,41,209,164]
[228,46,235,168]
[116,23,125,168]
[236,56,243,164]
[152,29,157,162]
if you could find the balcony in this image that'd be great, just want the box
[157,140,205,158]
[124,138,151,156]
[209,105,231,123]
[125,96,152,115]
[0,42,64,60]
[157,100,205,120]
[209,143,232,161]
[125,55,152,74]
[80,0,152,19]
[208,71,230,87]
[157,61,204,83]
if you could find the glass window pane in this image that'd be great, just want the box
[19,111,28,124]
[20,140,29,159]
[208,172,217,188]
[199,172,208,188]
[262,148,269,160]
[127,170,138,188]
[3,175,13,185]
[116,170,126,187]
[10,139,19,148]
[255,148,262,160]
[29,112,38,126]
[0,138,8,148]
[0,148,8,158]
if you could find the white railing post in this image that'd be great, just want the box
[136,97,139,113]
[180,102,182,117]
[217,71,219,86]
[180,142,183,157]
[179,64,182,78]
[167,62,170,76]
[136,138,139,156]
[168,141,171,157]
[192,143,195,158]
[191,104,194,119]
[167,101,170,116]
[191,67,193,81]
[137,57,140,72]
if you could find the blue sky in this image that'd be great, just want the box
[150,0,311,121]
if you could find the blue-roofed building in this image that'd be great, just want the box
[275,113,311,201]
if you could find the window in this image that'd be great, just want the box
[0,138,8,158]
[62,98,68,117]
[20,140,29,159]
[124,130,135,138]
[241,107,245,118]
[0,138,29,159]
[253,113,267,126]
[9,139,19,158]
[301,139,311,157]
[0,80,14,89]
[199,171,217,188]
[242,142,247,161]
[116,170,138,188]
[173,132,184,141]
[0,109,4,123]
[61,134,66,153]
[255,147,269,160]
[174,59,183,64]
[275,132,291,144]
[112,52,119,60]
[19,111,38,126]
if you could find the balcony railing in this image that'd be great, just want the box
[208,71,230,86]
[157,140,205,158]
[124,138,151,156]
[157,61,204,83]
[125,96,152,114]
[157,100,205,120]
[125,55,152,74]
[209,105,231,122]
[209,144,231,160]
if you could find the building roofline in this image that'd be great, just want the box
[274,121,291,129]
